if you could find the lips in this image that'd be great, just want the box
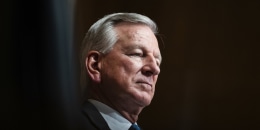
[136,80,152,87]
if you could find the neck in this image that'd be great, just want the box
[118,108,141,123]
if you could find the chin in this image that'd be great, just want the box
[132,90,154,106]
[137,96,153,107]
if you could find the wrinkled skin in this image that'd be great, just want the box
[87,22,161,123]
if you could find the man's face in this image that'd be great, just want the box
[99,23,161,108]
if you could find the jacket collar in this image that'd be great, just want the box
[82,101,110,130]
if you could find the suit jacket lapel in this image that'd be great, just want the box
[82,101,110,130]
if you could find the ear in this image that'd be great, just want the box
[85,51,102,83]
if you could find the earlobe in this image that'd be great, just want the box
[85,51,102,83]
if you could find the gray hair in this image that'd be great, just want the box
[80,12,158,99]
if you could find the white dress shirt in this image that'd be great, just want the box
[88,99,133,130]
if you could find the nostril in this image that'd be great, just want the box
[142,70,154,76]
[142,63,161,76]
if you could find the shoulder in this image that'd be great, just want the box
[81,101,110,130]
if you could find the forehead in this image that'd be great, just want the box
[114,22,154,39]
[114,23,158,48]
[113,22,162,61]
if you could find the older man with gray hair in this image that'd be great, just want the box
[80,12,162,130]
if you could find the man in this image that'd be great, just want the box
[80,13,162,130]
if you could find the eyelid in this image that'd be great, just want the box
[156,59,161,66]
[126,48,161,65]
[128,49,143,56]
[156,55,162,65]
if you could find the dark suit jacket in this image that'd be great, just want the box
[81,101,111,130]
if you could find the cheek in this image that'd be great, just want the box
[102,55,143,82]
[121,59,139,71]
[102,58,130,78]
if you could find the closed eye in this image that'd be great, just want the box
[128,52,144,57]
[156,60,161,67]
[134,53,143,56]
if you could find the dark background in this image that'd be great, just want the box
[3,0,259,129]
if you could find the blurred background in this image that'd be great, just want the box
[3,0,259,129]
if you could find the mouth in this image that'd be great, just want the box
[136,81,152,87]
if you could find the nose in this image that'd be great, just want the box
[141,55,160,76]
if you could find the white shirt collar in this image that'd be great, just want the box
[88,99,133,130]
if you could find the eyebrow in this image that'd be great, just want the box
[123,44,142,51]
